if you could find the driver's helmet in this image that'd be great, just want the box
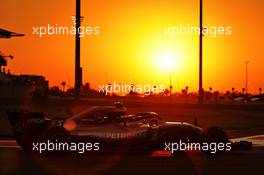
[114,102,124,108]
[113,102,127,117]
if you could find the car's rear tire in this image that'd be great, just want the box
[202,126,229,154]
[13,121,35,151]
[202,126,229,143]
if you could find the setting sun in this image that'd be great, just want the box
[158,51,174,71]
[154,48,183,72]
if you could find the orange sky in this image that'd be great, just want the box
[0,0,263,93]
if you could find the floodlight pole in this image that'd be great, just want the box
[245,61,249,94]
[169,69,172,96]
[75,0,81,96]
[198,0,204,104]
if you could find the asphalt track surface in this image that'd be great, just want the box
[0,137,264,175]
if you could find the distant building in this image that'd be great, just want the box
[0,72,49,98]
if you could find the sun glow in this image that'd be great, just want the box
[158,52,174,70]
[155,48,182,72]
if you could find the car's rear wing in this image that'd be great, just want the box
[6,110,49,139]
[7,110,45,127]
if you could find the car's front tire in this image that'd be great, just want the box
[44,126,72,143]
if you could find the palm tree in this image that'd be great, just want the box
[259,88,262,95]
[232,87,235,94]
[61,81,66,92]
[242,88,245,94]
[185,86,189,94]
[209,87,213,93]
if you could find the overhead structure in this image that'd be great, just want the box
[0,28,24,38]
[0,28,23,71]
[0,54,13,71]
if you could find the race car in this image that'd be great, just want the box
[6,102,251,154]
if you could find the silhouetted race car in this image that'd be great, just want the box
[7,102,251,154]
